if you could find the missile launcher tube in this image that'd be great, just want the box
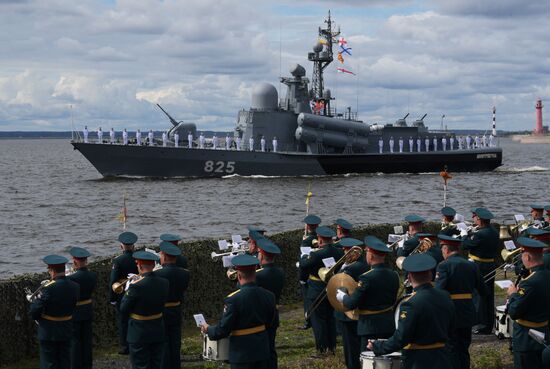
[297,113,370,136]
[295,126,370,149]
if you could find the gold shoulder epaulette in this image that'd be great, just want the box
[227,289,240,298]
[256,268,264,273]
[44,280,56,287]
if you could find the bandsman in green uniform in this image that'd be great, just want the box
[255,238,285,369]
[368,253,455,369]
[397,214,426,258]
[544,205,550,227]
[334,218,353,242]
[507,237,550,369]
[160,233,188,268]
[339,236,399,354]
[155,242,190,369]
[247,226,267,257]
[415,233,443,265]
[333,238,370,369]
[300,225,344,355]
[461,207,499,334]
[435,234,486,369]
[67,247,97,369]
[201,254,276,369]
[440,207,460,237]
[523,228,550,270]
[298,214,321,330]
[30,255,80,369]
[528,204,548,228]
[109,231,139,355]
[120,251,169,369]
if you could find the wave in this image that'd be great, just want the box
[496,166,548,173]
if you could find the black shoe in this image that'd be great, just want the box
[297,322,311,330]
[118,347,129,355]
[473,327,492,335]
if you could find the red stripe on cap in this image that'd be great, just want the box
[367,247,385,256]
[136,259,155,266]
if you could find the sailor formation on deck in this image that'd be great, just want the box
[376,134,496,154]
[27,204,550,369]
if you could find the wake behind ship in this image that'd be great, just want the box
[72,13,502,178]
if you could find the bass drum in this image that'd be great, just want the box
[495,305,513,339]
[202,334,229,361]
[360,351,402,369]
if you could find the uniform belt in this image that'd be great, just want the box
[516,319,549,328]
[76,299,92,306]
[308,275,322,282]
[130,313,163,321]
[41,314,72,321]
[469,254,494,263]
[450,293,472,300]
[164,301,181,307]
[358,306,393,315]
[404,342,445,350]
[231,324,266,336]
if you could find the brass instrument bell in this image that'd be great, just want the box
[499,225,512,240]
[226,268,237,281]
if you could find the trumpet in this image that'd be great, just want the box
[211,246,249,260]
[112,274,141,294]
[24,280,50,302]
[396,238,434,270]
[387,233,408,249]
[226,268,237,280]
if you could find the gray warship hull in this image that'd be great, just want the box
[72,142,502,178]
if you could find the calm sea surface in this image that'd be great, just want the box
[0,138,548,278]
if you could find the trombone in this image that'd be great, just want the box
[483,248,522,283]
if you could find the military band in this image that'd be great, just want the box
[298,214,321,330]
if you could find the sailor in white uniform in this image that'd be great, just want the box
[162,132,167,147]
[212,134,218,149]
[136,129,142,146]
[174,132,179,147]
[465,135,471,149]
[474,135,480,148]
[389,137,394,153]
[425,137,430,152]
[188,132,193,148]
[441,137,447,151]
[458,136,463,150]
[236,136,241,151]
[260,136,266,152]
[449,136,454,150]
[481,134,487,147]
[378,138,383,154]
[249,137,254,151]
[398,137,404,153]
[97,127,103,143]
[489,134,495,147]
[272,137,278,152]
[83,126,89,143]
[148,130,154,146]
[199,132,205,149]
[225,134,232,150]
[409,137,414,153]
[122,129,128,145]
[416,137,421,152]
[110,128,115,144]
[433,136,438,151]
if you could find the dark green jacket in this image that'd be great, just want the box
[343,263,399,336]
[207,282,276,364]
[299,232,317,283]
[461,226,499,260]
[439,223,460,237]
[120,271,169,344]
[435,254,486,328]
[256,263,285,305]
[372,284,455,369]
[299,243,344,299]
[334,256,370,322]
[68,268,97,322]
[176,255,188,269]
[29,276,80,341]
[398,235,419,257]
[155,264,190,326]
[543,251,550,271]
[508,265,550,352]
[109,250,138,303]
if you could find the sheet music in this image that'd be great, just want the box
[218,240,229,250]
[495,280,513,289]
[322,257,336,268]
[222,255,236,268]
[456,222,467,231]
[504,240,516,251]
[393,225,404,235]
[454,214,465,222]
[193,314,207,327]
[231,234,243,244]
[388,234,402,243]
[514,214,525,222]
[300,247,312,256]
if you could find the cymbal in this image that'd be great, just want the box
[327,273,358,313]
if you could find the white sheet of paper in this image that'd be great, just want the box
[300,247,312,256]
[504,240,516,251]
[514,214,525,222]
[454,214,465,222]
[145,247,159,256]
[218,240,229,250]
[495,280,514,289]
[393,225,404,235]
[456,222,467,231]
[322,257,336,268]
[388,234,402,243]
[193,314,207,327]
[231,234,243,244]
[222,255,236,268]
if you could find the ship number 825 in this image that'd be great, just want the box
[204,161,235,174]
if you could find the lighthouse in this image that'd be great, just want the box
[535,99,543,135]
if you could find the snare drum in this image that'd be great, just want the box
[202,334,229,361]
[360,351,402,369]
[495,305,513,339]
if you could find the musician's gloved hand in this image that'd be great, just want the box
[110,301,117,306]
[336,288,348,303]
[460,229,468,237]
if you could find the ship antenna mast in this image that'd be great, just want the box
[309,10,340,116]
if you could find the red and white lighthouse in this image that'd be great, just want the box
[535,99,544,135]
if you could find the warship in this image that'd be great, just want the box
[72,13,502,178]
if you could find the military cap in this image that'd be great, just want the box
[364,235,391,254]
[523,227,550,237]
[441,206,456,217]
[471,208,494,220]
[335,218,353,230]
[316,226,336,238]
[545,205,550,212]
[118,231,138,245]
[256,238,281,254]
[404,214,425,223]
[160,233,181,242]
[339,237,364,248]
[247,225,266,233]
[402,253,437,273]
[416,233,436,239]
[530,204,545,210]
[249,230,264,241]
[516,236,546,250]
[43,255,69,265]
[132,250,160,262]
[231,254,260,270]
[69,247,91,258]
[159,241,182,256]
[438,234,462,245]
[303,214,321,225]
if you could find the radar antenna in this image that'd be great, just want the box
[308,11,340,116]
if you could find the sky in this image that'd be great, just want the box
[0,0,548,132]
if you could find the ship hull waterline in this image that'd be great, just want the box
[72,142,503,178]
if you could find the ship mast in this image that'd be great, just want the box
[308,11,340,116]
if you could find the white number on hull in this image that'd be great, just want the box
[204,161,236,174]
